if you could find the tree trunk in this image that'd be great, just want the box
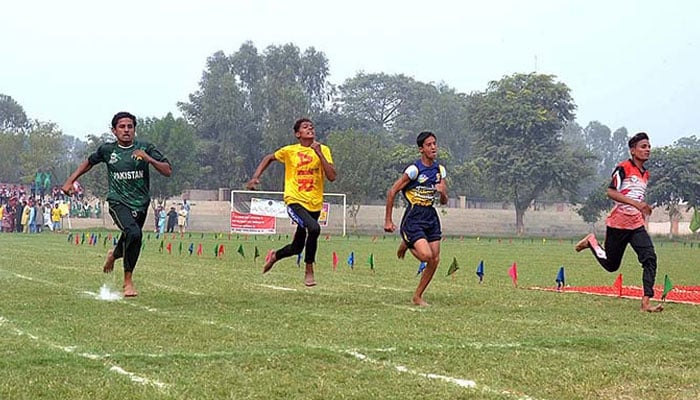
[515,207,525,236]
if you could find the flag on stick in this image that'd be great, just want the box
[237,244,245,258]
[508,262,518,287]
[613,273,623,297]
[188,242,194,255]
[662,274,673,300]
[332,251,338,271]
[218,244,225,257]
[75,234,80,245]
[690,206,700,233]
[159,240,164,253]
[555,266,565,290]
[196,243,203,256]
[254,246,260,261]
[368,253,374,270]
[296,252,302,267]
[166,242,172,254]
[416,261,427,276]
[476,260,484,283]
[178,242,182,255]
[347,252,355,269]
[446,257,459,276]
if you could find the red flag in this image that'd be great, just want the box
[332,251,338,271]
[166,242,172,254]
[218,244,225,257]
[75,235,80,245]
[508,262,518,287]
[196,243,203,256]
[613,273,623,297]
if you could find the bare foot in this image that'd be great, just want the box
[641,297,664,312]
[262,251,277,274]
[574,234,593,252]
[123,284,138,297]
[103,249,115,273]
[412,296,429,307]
[397,242,407,259]
[304,273,317,287]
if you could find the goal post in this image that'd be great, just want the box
[230,190,347,236]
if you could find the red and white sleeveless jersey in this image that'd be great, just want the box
[606,159,648,230]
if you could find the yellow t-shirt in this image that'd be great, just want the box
[51,208,62,222]
[274,143,333,212]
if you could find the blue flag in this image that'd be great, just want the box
[296,252,303,267]
[556,266,565,290]
[188,242,194,255]
[476,260,484,283]
[347,252,355,269]
[416,261,427,276]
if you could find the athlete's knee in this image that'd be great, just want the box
[306,221,320,237]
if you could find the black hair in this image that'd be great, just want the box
[628,132,649,148]
[111,111,137,129]
[416,131,436,147]
[293,118,313,133]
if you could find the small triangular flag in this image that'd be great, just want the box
[476,260,484,283]
[556,266,565,290]
[368,253,374,270]
[662,274,673,300]
[218,244,225,257]
[332,251,338,271]
[613,273,623,297]
[446,257,459,276]
[188,242,194,255]
[254,246,260,261]
[196,243,203,256]
[237,244,245,258]
[166,242,172,254]
[508,262,518,287]
[417,261,427,276]
[347,252,354,269]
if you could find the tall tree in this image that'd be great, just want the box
[0,94,29,131]
[136,113,199,202]
[179,42,332,190]
[468,73,595,235]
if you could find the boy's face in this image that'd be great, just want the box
[112,117,136,145]
[630,139,651,162]
[419,135,438,160]
[295,121,315,140]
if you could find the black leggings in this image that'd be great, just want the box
[274,203,321,264]
[109,202,147,273]
[590,226,658,298]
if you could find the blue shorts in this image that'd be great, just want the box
[400,205,442,248]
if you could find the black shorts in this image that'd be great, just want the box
[400,205,442,248]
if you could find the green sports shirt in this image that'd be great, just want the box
[88,141,169,211]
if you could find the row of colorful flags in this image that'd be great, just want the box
[65,233,678,300]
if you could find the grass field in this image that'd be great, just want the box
[1,231,699,400]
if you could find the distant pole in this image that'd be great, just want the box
[534,55,538,72]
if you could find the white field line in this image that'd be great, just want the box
[381,302,427,312]
[148,282,203,296]
[345,350,540,400]
[356,283,411,292]
[0,316,169,390]
[257,284,298,292]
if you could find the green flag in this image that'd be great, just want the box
[690,206,700,233]
[254,246,260,260]
[178,242,182,255]
[446,257,459,276]
[237,244,245,258]
[214,244,218,257]
[159,240,164,253]
[662,274,673,300]
[368,253,374,270]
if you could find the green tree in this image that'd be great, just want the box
[136,113,199,202]
[468,72,595,235]
[77,132,112,199]
[324,130,394,230]
[646,144,700,234]
[0,94,29,131]
[179,42,332,190]
[0,131,25,182]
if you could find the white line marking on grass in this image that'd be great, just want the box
[0,315,169,390]
[258,284,297,292]
[149,282,203,296]
[345,350,539,400]
[381,302,426,312]
[356,283,410,292]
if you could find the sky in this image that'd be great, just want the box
[2,0,699,146]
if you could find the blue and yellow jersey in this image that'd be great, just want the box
[401,160,446,207]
